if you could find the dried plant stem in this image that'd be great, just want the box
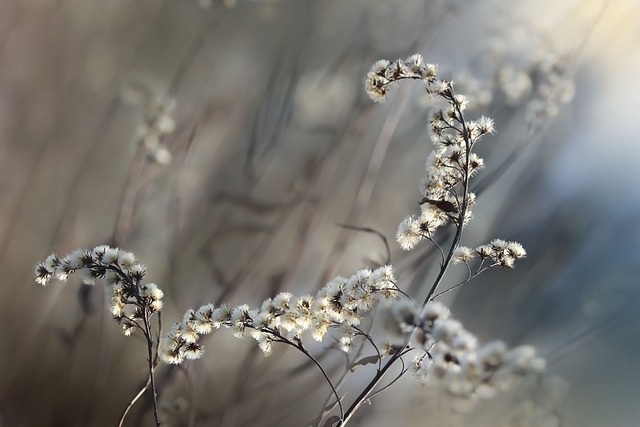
[119,312,161,427]
[338,350,403,427]
[277,333,344,421]
[142,313,162,427]
[118,377,151,427]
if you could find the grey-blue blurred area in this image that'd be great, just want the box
[0,0,638,426]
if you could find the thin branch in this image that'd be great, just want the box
[366,356,409,401]
[142,313,161,426]
[425,236,446,265]
[337,347,406,426]
[352,326,383,372]
[118,377,151,427]
[268,330,344,421]
[336,223,391,266]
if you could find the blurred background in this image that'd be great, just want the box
[0,0,638,426]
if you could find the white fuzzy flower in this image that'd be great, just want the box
[396,216,423,250]
[452,246,475,264]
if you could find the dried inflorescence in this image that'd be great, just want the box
[365,55,496,252]
[160,56,539,412]
[525,54,575,125]
[364,54,542,413]
[161,265,399,364]
[392,301,547,411]
[444,33,576,124]
[364,55,438,103]
[34,245,163,336]
[137,96,176,165]
[453,239,527,269]
[377,300,546,411]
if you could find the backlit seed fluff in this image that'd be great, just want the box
[404,54,425,73]
[365,55,440,102]
[119,252,136,269]
[491,239,509,251]
[34,246,163,336]
[396,216,422,250]
[452,246,475,264]
[421,301,451,323]
[506,241,527,259]
[477,116,495,134]
[163,265,398,362]
[365,74,390,103]
[475,244,494,259]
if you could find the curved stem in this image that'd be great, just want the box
[425,236,446,266]
[352,326,383,372]
[271,332,344,421]
[118,377,151,427]
[297,342,344,421]
[366,356,408,401]
[336,223,391,266]
[431,269,485,300]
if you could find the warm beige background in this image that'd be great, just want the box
[0,1,638,426]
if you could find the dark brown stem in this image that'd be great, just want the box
[143,312,161,427]
[118,312,160,427]
[337,350,404,426]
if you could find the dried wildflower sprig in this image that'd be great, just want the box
[35,245,163,335]
[35,246,163,427]
[368,56,495,253]
[382,299,545,411]
[365,55,438,103]
[163,266,399,423]
[366,56,527,300]
[329,56,534,427]
[162,265,399,364]
[405,301,545,412]
[430,239,528,299]
[460,239,527,269]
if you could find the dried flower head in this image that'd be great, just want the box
[162,265,399,363]
[34,246,163,336]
